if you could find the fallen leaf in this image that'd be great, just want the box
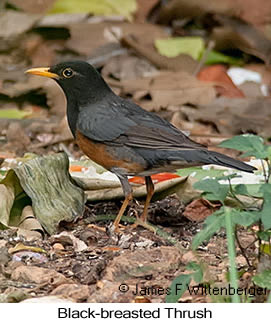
[11,265,71,286]
[135,0,159,22]
[0,169,28,229]
[204,50,243,66]
[120,71,216,111]
[17,205,44,240]
[8,242,46,254]
[156,0,235,25]
[183,198,220,222]
[190,97,271,137]
[0,109,31,119]
[197,65,245,98]
[0,10,40,40]
[49,0,137,21]
[213,16,271,64]
[156,0,271,27]
[155,37,204,59]
[121,34,198,73]
[67,21,167,56]
[51,231,88,252]
[102,54,157,81]
[8,0,56,14]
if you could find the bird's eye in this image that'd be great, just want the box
[62,68,74,78]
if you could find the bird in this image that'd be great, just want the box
[25,61,256,232]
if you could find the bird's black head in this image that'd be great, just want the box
[26,60,113,106]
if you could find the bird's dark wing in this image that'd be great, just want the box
[77,98,205,150]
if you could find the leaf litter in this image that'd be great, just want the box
[0,0,270,303]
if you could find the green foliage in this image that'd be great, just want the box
[177,167,225,180]
[166,262,203,302]
[192,210,225,249]
[252,270,271,289]
[0,109,31,119]
[49,0,137,20]
[188,134,271,302]
[204,50,243,66]
[154,36,243,65]
[219,134,269,159]
[193,178,229,201]
[233,184,249,196]
[155,37,204,59]
[166,274,192,303]
[258,184,271,229]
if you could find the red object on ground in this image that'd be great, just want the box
[129,172,180,184]
[197,65,245,98]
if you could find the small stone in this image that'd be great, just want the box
[52,243,65,251]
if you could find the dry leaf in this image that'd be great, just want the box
[197,65,245,98]
[120,71,216,110]
[51,231,88,252]
[183,198,220,222]
[11,265,72,286]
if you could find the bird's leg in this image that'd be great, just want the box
[142,176,154,222]
[113,174,133,232]
[132,176,156,233]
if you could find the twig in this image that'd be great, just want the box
[235,229,252,268]
[193,40,215,76]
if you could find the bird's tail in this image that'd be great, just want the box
[166,149,257,173]
[205,150,256,173]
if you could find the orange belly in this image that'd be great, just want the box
[76,131,145,173]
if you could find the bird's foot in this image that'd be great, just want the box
[130,218,157,234]
[111,222,127,234]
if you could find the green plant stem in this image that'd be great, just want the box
[261,159,267,182]
[225,207,240,303]
[266,158,271,183]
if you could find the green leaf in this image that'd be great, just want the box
[233,184,249,196]
[231,209,260,227]
[0,109,31,119]
[257,230,271,241]
[193,178,229,201]
[49,0,137,20]
[177,167,225,180]
[205,50,243,66]
[259,184,271,230]
[192,209,226,250]
[186,262,203,283]
[155,37,204,59]
[252,270,271,289]
[219,134,268,159]
[166,274,192,303]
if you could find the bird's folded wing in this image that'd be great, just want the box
[77,102,205,150]
[118,125,204,150]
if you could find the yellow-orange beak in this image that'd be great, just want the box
[25,67,59,79]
